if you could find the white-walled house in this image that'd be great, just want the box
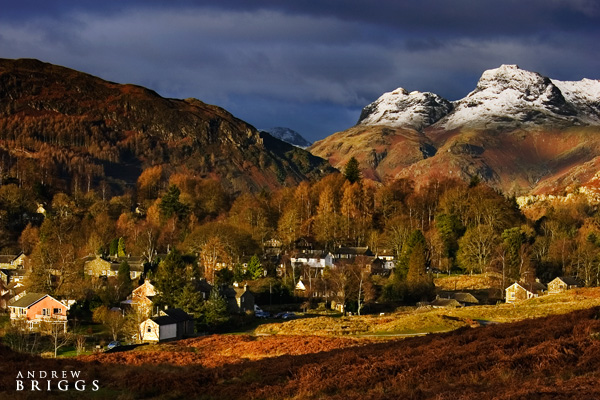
[505,281,545,303]
[140,316,177,342]
[139,308,194,342]
[547,276,582,294]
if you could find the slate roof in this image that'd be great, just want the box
[193,279,213,294]
[431,298,461,308]
[0,255,17,264]
[556,276,581,286]
[528,281,546,292]
[335,246,373,256]
[452,293,480,304]
[9,293,47,308]
[509,281,546,293]
[292,252,327,259]
[162,308,192,322]
[151,315,177,326]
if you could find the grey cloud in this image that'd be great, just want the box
[0,2,597,141]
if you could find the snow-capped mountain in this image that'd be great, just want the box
[357,64,600,131]
[357,88,453,131]
[311,65,600,196]
[263,127,312,148]
[440,64,600,130]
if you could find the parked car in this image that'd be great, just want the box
[106,341,121,350]
[275,312,295,320]
[256,311,271,318]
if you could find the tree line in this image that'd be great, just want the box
[1,156,599,308]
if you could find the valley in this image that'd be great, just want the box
[0,59,599,399]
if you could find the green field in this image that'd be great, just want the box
[254,287,600,336]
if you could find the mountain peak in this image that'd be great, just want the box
[440,65,587,130]
[262,127,312,148]
[357,88,452,131]
[476,64,552,94]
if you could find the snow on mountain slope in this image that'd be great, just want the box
[263,127,312,148]
[357,88,453,131]
[551,78,600,125]
[358,65,600,132]
[440,64,582,130]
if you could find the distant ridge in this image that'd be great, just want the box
[262,127,312,148]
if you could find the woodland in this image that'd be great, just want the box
[1,150,600,316]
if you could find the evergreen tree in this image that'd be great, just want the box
[199,288,230,328]
[117,237,126,257]
[406,242,434,302]
[246,254,263,279]
[501,227,527,280]
[153,250,186,307]
[343,157,361,184]
[117,261,133,300]
[178,281,204,316]
[159,185,189,221]
[436,213,465,263]
[109,238,119,256]
[396,230,427,278]
[233,263,246,283]
[215,268,234,286]
[407,242,429,284]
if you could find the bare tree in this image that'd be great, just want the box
[75,334,86,355]
[200,236,231,284]
[352,256,375,316]
[41,319,72,358]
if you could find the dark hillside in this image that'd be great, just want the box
[0,58,332,194]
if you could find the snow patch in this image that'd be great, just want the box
[357,88,452,131]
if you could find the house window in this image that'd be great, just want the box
[42,308,49,316]
[53,308,61,314]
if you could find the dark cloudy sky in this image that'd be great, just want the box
[1,1,598,142]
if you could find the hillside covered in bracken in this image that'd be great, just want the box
[0,58,333,195]
[2,307,600,399]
